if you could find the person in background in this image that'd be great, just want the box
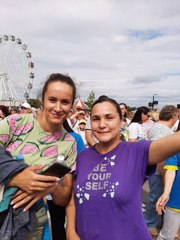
[142,112,155,136]
[85,115,98,146]
[156,115,180,240]
[128,106,151,141]
[156,152,180,240]
[119,102,130,128]
[150,110,160,122]
[69,110,86,133]
[119,103,130,141]
[10,107,19,115]
[144,105,179,237]
[66,95,180,240]
[0,73,77,239]
[77,119,88,147]
[0,105,10,120]
[20,102,32,114]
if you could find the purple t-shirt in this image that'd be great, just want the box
[74,140,154,240]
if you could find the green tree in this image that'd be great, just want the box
[86,91,96,109]
[28,98,41,108]
[128,106,137,112]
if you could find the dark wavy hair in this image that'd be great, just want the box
[91,95,122,120]
[0,105,10,117]
[129,106,150,124]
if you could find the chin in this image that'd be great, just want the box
[98,137,111,143]
[51,118,63,125]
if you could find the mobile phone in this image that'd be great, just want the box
[41,162,71,178]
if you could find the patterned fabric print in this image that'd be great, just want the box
[0,134,10,145]
[40,145,58,157]
[20,142,39,154]
[0,114,77,168]
[147,122,173,140]
[8,114,22,132]
[6,139,23,152]
[38,132,62,144]
[76,154,119,205]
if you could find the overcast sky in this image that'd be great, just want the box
[0,0,180,107]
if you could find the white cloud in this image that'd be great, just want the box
[0,0,180,107]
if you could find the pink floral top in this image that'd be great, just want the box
[0,114,77,169]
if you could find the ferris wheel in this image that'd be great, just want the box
[0,34,34,101]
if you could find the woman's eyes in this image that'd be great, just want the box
[48,98,71,105]
[62,100,71,105]
[91,116,114,121]
[49,98,56,102]
[91,117,99,121]
[107,116,113,120]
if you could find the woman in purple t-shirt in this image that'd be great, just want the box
[66,95,180,240]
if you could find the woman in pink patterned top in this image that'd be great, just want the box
[0,73,77,239]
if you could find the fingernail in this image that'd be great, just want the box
[56,178,61,181]
[10,201,14,205]
[23,208,27,212]
[13,205,17,209]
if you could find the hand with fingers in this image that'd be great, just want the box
[156,193,169,215]
[10,185,58,212]
[6,164,60,193]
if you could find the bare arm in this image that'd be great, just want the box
[69,112,78,125]
[156,169,176,215]
[148,131,180,165]
[85,130,96,146]
[66,190,80,240]
[52,173,73,206]
[69,111,84,125]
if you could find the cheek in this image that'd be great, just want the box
[91,122,96,131]
[63,105,73,116]
[141,116,145,121]
[145,116,148,121]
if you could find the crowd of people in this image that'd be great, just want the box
[0,73,180,240]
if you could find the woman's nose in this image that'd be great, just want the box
[99,119,106,128]
[55,102,62,111]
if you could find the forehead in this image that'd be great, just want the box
[45,81,73,97]
[120,105,125,109]
[91,102,118,115]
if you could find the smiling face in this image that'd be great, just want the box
[41,81,73,131]
[91,101,122,146]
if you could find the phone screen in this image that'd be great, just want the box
[41,162,71,178]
